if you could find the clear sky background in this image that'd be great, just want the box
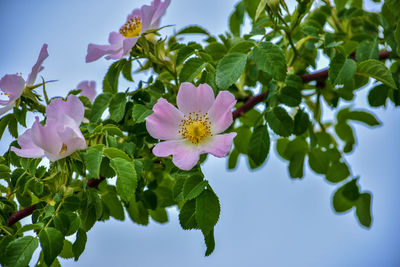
[1,0,400,266]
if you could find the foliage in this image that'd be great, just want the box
[1,0,399,265]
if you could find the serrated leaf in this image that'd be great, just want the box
[344,111,380,127]
[177,25,210,35]
[149,208,168,223]
[90,93,112,123]
[102,191,125,221]
[103,60,122,93]
[252,42,287,81]
[278,86,301,107]
[289,152,306,178]
[132,104,153,123]
[179,57,206,82]
[293,109,309,135]
[4,236,38,267]
[233,126,252,154]
[216,53,247,90]
[0,114,11,140]
[308,148,330,174]
[266,106,293,137]
[84,147,102,179]
[248,125,270,167]
[179,199,198,230]
[8,115,18,138]
[196,189,220,235]
[59,240,74,259]
[229,2,245,36]
[72,229,87,261]
[255,0,267,21]
[204,229,215,256]
[356,39,379,62]
[121,59,133,81]
[329,54,356,85]
[103,147,131,161]
[228,148,240,170]
[110,157,137,202]
[109,93,126,122]
[326,161,350,183]
[356,193,372,228]
[39,227,64,266]
[357,59,397,89]
[183,175,207,200]
[127,196,149,225]
[368,84,389,107]
[204,43,226,61]
[176,46,195,65]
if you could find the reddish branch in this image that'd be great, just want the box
[6,50,392,229]
[7,177,105,227]
[232,50,391,119]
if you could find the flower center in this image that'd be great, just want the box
[59,143,68,155]
[179,112,212,144]
[119,17,142,38]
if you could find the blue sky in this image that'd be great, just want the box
[1,0,400,266]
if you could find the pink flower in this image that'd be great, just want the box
[86,0,171,63]
[12,95,86,161]
[146,82,237,170]
[0,44,48,115]
[76,80,96,103]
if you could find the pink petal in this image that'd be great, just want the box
[31,117,63,157]
[200,133,236,157]
[11,128,45,158]
[207,91,236,134]
[86,32,124,63]
[140,3,157,31]
[26,44,49,86]
[122,37,139,56]
[153,140,200,170]
[77,81,96,103]
[177,83,215,114]
[46,95,84,126]
[0,102,15,116]
[150,0,170,28]
[0,74,25,103]
[145,98,183,140]
[56,116,87,158]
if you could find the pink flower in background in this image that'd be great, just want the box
[12,94,86,161]
[86,0,171,63]
[0,44,48,115]
[77,80,96,103]
[146,82,237,170]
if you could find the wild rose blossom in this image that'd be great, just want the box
[0,44,48,115]
[12,95,86,162]
[76,80,96,103]
[146,82,237,170]
[86,0,171,63]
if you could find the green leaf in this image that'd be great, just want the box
[357,59,397,89]
[216,52,247,90]
[39,227,64,266]
[255,0,268,21]
[248,125,270,167]
[8,115,18,138]
[266,106,294,137]
[183,175,207,200]
[204,229,215,256]
[177,25,209,35]
[230,40,255,54]
[252,42,287,81]
[244,0,261,20]
[196,189,220,234]
[344,111,380,127]
[204,43,227,61]
[308,148,330,174]
[332,186,354,213]
[278,86,301,107]
[356,39,379,62]
[179,199,198,230]
[233,126,252,154]
[4,236,38,267]
[293,109,309,135]
[329,54,357,85]
[179,57,206,82]
[103,60,123,93]
[289,152,306,178]
[102,191,125,221]
[72,229,87,261]
[84,147,102,179]
[395,23,400,56]
[229,2,245,36]
[121,59,133,81]
[149,208,169,223]
[176,46,195,65]
[228,148,240,170]
[356,193,372,228]
[110,157,137,202]
[173,178,185,201]
[0,114,11,140]
[59,240,74,259]
[109,93,127,122]
[103,147,131,161]
[132,104,153,123]
[127,196,149,225]
[368,84,389,107]
[90,93,112,123]
[326,161,350,183]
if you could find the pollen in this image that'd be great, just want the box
[119,17,142,38]
[59,143,68,155]
[179,112,212,144]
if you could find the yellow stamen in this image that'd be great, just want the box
[119,17,142,38]
[59,143,68,155]
[178,112,212,144]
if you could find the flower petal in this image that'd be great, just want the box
[56,117,87,158]
[0,101,15,116]
[146,98,183,140]
[31,117,63,158]
[86,32,123,63]
[46,95,84,125]
[140,3,157,31]
[153,140,200,170]
[150,0,171,28]
[177,83,215,114]
[77,80,96,103]
[207,91,236,134]
[0,74,25,103]
[11,128,45,158]
[200,133,236,157]
[122,37,139,56]
[26,44,49,86]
